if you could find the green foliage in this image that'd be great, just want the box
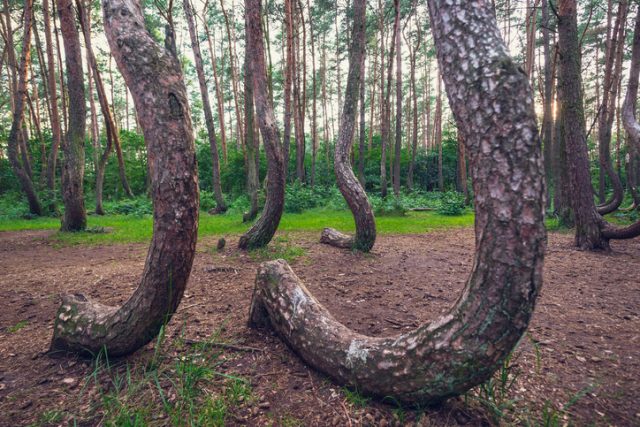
[102,197,152,217]
[437,191,467,216]
[342,387,371,408]
[6,320,28,333]
[249,235,307,263]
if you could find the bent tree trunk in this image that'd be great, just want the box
[320,0,375,252]
[57,0,87,232]
[238,0,285,250]
[249,0,546,404]
[50,0,199,357]
[622,6,640,210]
[7,0,43,216]
[558,0,640,250]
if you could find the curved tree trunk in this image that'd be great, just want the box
[320,0,375,252]
[596,1,628,215]
[183,0,226,213]
[6,0,43,216]
[249,0,546,404]
[57,0,87,232]
[50,0,199,357]
[622,6,640,210]
[238,0,285,250]
[558,0,640,250]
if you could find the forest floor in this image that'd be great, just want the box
[0,226,639,426]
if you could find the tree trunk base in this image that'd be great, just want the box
[320,228,354,249]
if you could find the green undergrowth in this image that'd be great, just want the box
[0,208,475,246]
[32,325,256,426]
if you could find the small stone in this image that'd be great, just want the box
[379,419,389,427]
[591,356,602,362]
[365,413,375,424]
[259,401,270,409]
[62,377,76,385]
[217,238,226,251]
[576,355,586,363]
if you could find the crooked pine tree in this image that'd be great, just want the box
[320,0,376,252]
[50,0,199,356]
[248,0,547,404]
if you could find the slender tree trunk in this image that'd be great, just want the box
[250,0,546,404]
[358,52,366,187]
[542,0,553,209]
[202,16,227,163]
[457,133,469,204]
[435,73,443,191]
[57,0,87,231]
[239,0,285,250]
[622,5,640,208]
[308,0,318,187]
[319,0,375,252]
[6,0,42,216]
[243,6,259,222]
[407,26,421,192]
[597,0,627,215]
[183,0,226,212]
[51,0,200,357]
[393,11,402,196]
[219,0,244,147]
[283,0,294,179]
[381,0,399,198]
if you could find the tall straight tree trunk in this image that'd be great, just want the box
[358,52,366,186]
[393,11,402,196]
[368,33,378,151]
[6,0,42,216]
[542,0,554,209]
[183,0,226,213]
[282,0,294,179]
[435,74,443,191]
[406,23,421,191]
[308,0,318,187]
[76,0,130,211]
[57,0,87,231]
[320,0,375,252]
[292,0,305,183]
[243,6,259,222]
[219,0,244,147]
[202,15,227,163]
[380,0,399,198]
[239,0,285,250]
[51,0,200,356]
[250,0,546,404]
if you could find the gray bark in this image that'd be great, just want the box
[50,0,199,357]
[249,0,546,404]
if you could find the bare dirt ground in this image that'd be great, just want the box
[0,228,639,426]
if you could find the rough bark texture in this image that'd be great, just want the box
[238,0,285,250]
[249,0,546,404]
[43,0,63,206]
[558,0,640,249]
[243,1,259,223]
[541,0,553,208]
[622,6,640,209]
[6,0,42,216]
[321,0,375,253]
[183,0,226,213]
[596,1,627,215]
[393,13,402,197]
[319,227,353,249]
[57,0,87,232]
[50,0,199,357]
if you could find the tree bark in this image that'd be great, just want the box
[282,0,294,179]
[6,0,42,216]
[238,0,285,250]
[249,0,546,404]
[183,0,226,213]
[380,0,399,198]
[558,0,640,250]
[243,2,259,223]
[57,0,87,232]
[596,0,627,215]
[358,52,366,187]
[393,8,402,197]
[621,5,640,209]
[219,0,244,148]
[541,0,553,209]
[321,0,375,253]
[50,0,199,356]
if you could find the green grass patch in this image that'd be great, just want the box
[6,320,28,333]
[0,208,476,246]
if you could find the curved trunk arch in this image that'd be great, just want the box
[320,0,375,252]
[50,0,199,357]
[249,0,546,404]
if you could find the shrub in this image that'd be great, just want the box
[437,191,466,216]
